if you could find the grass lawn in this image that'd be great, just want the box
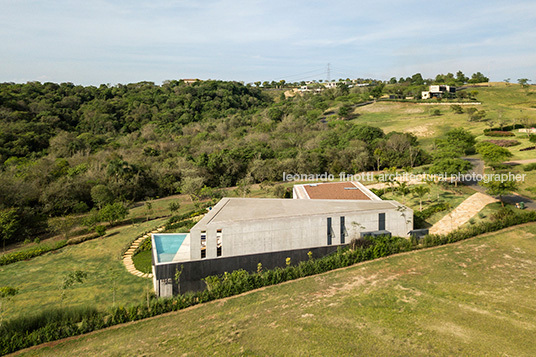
[351,84,536,149]
[20,223,536,356]
[0,218,167,321]
[381,183,475,226]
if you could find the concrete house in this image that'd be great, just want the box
[152,191,412,296]
[422,85,456,99]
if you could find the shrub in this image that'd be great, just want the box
[94,225,106,237]
[529,134,536,143]
[0,240,68,266]
[482,139,520,147]
[520,146,536,152]
[484,130,515,137]
[523,163,536,171]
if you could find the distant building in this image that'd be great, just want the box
[182,79,200,85]
[422,85,456,99]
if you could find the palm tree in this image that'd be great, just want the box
[412,185,430,211]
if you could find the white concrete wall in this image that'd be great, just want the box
[190,207,412,261]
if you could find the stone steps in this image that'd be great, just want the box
[121,225,165,280]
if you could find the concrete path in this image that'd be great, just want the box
[504,158,536,165]
[429,192,498,235]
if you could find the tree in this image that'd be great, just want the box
[451,104,464,114]
[99,202,129,226]
[174,265,184,295]
[428,158,472,186]
[479,179,517,207]
[0,208,19,251]
[518,78,531,88]
[338,105,351,119]
[369,83,385,100]
[91,184,114,209]
[468,72,489,84]
[181,175,205,202]
[168,201,181,214]
[61,270,88,301]
[394,181,411,203]
[411,73,424,85]
[412,185,430,211]
[476,142,513,169]
[456,70,468,84]
[443,128,476,155]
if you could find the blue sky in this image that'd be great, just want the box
[1,0,535,85]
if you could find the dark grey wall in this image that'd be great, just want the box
[154,245,343,295]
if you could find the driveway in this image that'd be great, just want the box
[463,158,535,210]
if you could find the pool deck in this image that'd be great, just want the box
[172,234,191,262]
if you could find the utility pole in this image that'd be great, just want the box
[327,63,331,83]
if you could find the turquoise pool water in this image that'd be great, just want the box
[153,234,187,263]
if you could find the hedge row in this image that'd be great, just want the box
[0,240,68,266]
[483,130,515,137]
[482,139,520,147]
[2,208,536,355]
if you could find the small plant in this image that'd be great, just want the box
[174,265,184,295]
[307,251,313,260]
[168,201,181,214]
[257,262,263,274]
[33,238,40,244]
[285,257,291,267]
[61,270,88,301]
[523,163,536,172]
[94,225,106,237]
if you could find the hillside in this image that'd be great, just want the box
[18,223,536,356]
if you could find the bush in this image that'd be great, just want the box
[523,163,536,171]
[0,240,68,266]
[482,139,520,147]
[520,146,536,152]
[484,130,515,137]
[529,134,536,143]
[94,225,106,237]
[414,201,451,228]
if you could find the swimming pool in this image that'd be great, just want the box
[153,234,188,263]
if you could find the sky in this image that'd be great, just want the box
[1,0,535,85]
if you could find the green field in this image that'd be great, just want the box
[0,219,166,321]
[352,83,536,154]
[18,223,536,356]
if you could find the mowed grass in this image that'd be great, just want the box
[20,223,536,356]
[382,184,475,226]
[352,84,536,151]
[0,218,167,320]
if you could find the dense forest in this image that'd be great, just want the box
[1,77,453,243]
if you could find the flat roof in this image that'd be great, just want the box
[195,198,403,227]
[302,181,372,200]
